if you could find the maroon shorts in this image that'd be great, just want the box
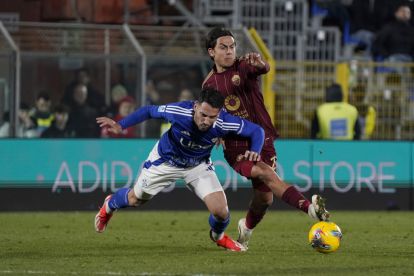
[224,145,276,192]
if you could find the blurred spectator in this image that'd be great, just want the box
[66,84,100,138]
[372,4,414,63]
[312,0,350,37]
[62,68,106,112]
[350,84,376,139]
[160,88,195,136]
[145,80,160,105]
[145,80,162,138]
[41,104,74,138]
[311,83,361,140]
[0,103,37,138]
[102,96,137,138]
[177,88,194,101]
[347,0,393,57]
[105,84,128,118]
[29,92,54,136]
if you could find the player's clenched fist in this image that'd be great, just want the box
[242,52,266,69]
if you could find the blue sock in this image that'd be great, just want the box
[209,213,230,240]
[107,188,131,211]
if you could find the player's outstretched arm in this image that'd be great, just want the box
[239,119,265,154]
[241,52,267,69]
[96,117,122,134]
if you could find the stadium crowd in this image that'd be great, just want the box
[1,0,414,139]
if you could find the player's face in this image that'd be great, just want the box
[208,36,236,72]
[193,102,220,131]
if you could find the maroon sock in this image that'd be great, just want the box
[281,186,310,213]
[245,207,267,230]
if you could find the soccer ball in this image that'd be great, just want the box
[308,221,342,253]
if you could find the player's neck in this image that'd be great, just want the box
[215,65,228,73]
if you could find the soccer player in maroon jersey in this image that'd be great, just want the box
[202,27,330,249]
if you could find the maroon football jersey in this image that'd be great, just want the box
[202,58,277,149]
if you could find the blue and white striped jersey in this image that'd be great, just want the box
[119,101,264,168]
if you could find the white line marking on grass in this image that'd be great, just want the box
[0,271,222,276]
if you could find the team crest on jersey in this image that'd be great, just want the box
[158,105,166,112]
[231,74,241,86]
[224,94,241,111]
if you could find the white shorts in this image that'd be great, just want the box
[133,143,224,201]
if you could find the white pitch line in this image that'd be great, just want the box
[0,271,223,276]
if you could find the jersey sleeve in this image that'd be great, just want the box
[118,105,167,129]
[219,112,265,153]
[239,58,270,78]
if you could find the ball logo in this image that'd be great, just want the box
[231,74,241,86]
[224,94,241,111]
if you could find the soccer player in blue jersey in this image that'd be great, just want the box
[94,88,264,252]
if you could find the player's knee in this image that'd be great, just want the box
[211,207,229,221]
[251,162,275,183]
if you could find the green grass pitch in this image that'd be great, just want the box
[0,211,413,275]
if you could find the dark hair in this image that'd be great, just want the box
[37,92,50,101]
[198,88,224,109]
[205,27,234,51]
[325,83,343,103]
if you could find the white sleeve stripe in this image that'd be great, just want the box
[215,124,240,131]
[166,106,193,114]
[215,121,241,128]
[222,122,240,127]
[165,110,193,117]
[237,120,244,134]
[216,118,241,127]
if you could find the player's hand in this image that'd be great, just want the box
[96,117,122,134]
[242,52,266,69]
[243,150,261,162]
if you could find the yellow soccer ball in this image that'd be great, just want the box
[308,221,342,253]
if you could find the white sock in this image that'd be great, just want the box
[211,231,224,241]
[105,202,113,214]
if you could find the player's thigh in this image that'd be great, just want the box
[224,149,255,178]
[225,147,276,192]
[184,163,225,201]
[133,163,180,200]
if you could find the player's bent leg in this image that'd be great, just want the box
[204,193,246,252]
[238,188,272,248]
[186,163,245,252]
[95,187,131,233]
[250,161,332,221]
[204,191,229,240]
[95,187,152,233]
[250,161,289,198]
